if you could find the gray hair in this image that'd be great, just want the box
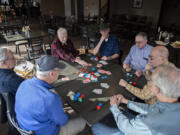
[152,65,180,98]
[36,70,51,77]
[57,27,67,36]
[36,68,59,78]
[136,32,148,40]
[0,48,9,66]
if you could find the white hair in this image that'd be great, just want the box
[57,27,67,36]
[36,68,59,78]
[0,48,9,66]
[152,65,180,98]
[36,70,51,77]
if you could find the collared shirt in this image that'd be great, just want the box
[0,68,24,95]
[15,77,69,135]
[125,61,175,104]
[96,35,120,57]
[123,44,153,72]
[110,101,180,135]
[51,37,79,62]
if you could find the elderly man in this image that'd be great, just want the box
[123,32,153,77]
[51,27,88,66]
[119,46,175,104]
[93,23,120,61]
[15,55,86,135]
[92,65,180,135]
[0,47,24,95]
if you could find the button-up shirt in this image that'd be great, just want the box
[123,44,153,72]
[0,68,24,95]
[110,100,180,135]
[110,101,151,135]
[51,37,79,62]
[96,35,120,57]
[15,77,69,135]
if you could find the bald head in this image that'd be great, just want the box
[149,46,169,67]
[152,46,169,59]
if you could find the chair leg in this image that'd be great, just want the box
[16,45,21,56]
[8,121,20,135]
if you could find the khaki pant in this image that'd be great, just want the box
[59,117,86,135]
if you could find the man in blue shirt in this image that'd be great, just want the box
[93,23,120,61]
[0,47,24,95]
[92,65,180,135]
[15,55,86,135]
[123,32,153,77]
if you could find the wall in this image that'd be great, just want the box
[40,0,65,16]
[110,0,162,26]
[1,0,9,4]
[160,0,180,27]
[84,0,99,17]
[64,0,71,17]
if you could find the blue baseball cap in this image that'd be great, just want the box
[36,55,66,71]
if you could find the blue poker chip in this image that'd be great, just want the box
[98,103,103,107]
[75,92,81,97]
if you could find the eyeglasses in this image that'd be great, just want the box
[135,40,144,44]
[149,55,161,60]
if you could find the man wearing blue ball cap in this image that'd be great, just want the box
[15,55,86,135]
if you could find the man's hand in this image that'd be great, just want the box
[116,94,128,104]
[110,95,120,106]
[100,35,106,42]
[145,63,152,71]
[110,94,128,106]
[119,79,128,87]
[101,56,112,61]
[123,64,129,69]
[135,70,143,77]
[123,64,131,72]
[93,36,105,55]
[75,58,88,66]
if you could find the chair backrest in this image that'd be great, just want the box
[1,92,34,135]
[87,29,96,39]
[0,94,7,123]
[27,38,44,60]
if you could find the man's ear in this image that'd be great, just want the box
[49,71,54,77]
[154,85,161,95]
[161,56,166,61]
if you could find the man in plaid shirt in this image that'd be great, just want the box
[51,28,88,66]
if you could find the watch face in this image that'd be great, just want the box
[105,38,108,42]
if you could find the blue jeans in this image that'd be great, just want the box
[92,123,124,135]
[92,111,135,135]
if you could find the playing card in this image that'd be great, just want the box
[94,73,101,77]
[67,91,75,97]
[97,64,102,68]
[99,60,108,65]
[100,83,110,89]
[98,69,106,74]
[105,71,112,75]
[92,89,103,94]
[83,79,90,83]
[79,73,84,77]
